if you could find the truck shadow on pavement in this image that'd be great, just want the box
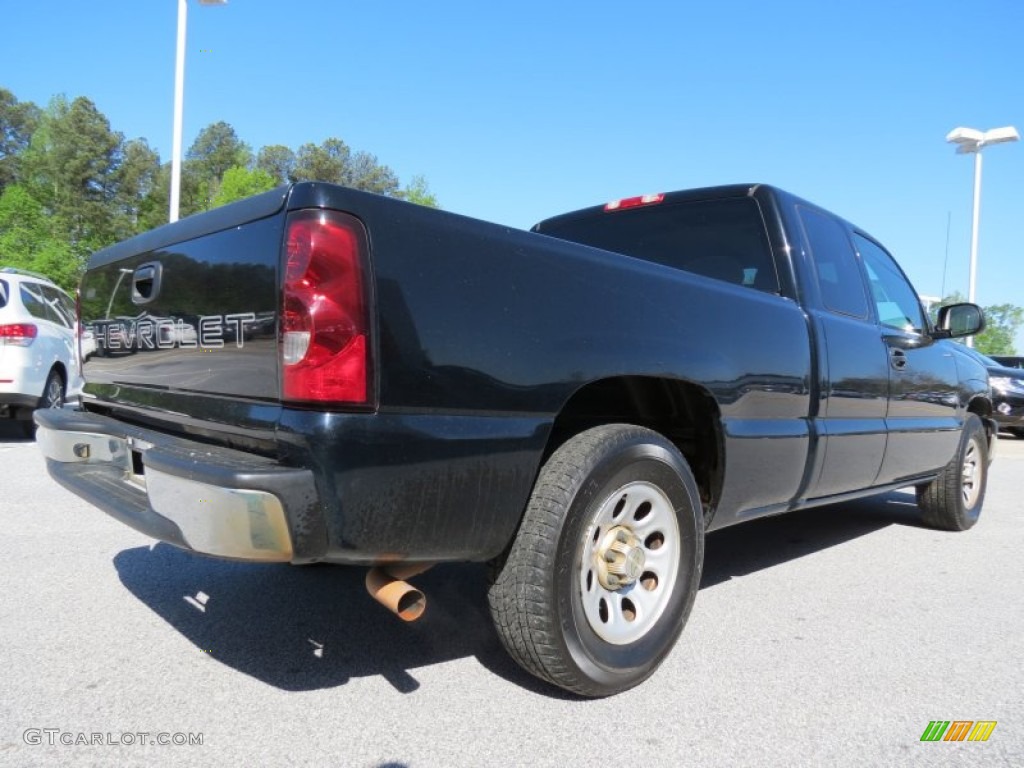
[113,546,556,695]
[700,489,927,589]
[112,489,928,696]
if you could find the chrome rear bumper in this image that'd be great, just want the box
[35,409,325,564]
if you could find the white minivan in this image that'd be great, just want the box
[0,267,83,437]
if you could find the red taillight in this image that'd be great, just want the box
[604,193,665,212]
[280,209,372,405]
[0,323,37,347]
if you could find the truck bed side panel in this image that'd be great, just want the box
[288,186,813,540]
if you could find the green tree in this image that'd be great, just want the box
[0,88,41,191]
[212,166,277,207]
[112,138,161,238]
[292,138,351,183]
[256,144,296,185]
[291,138,407,197]
[21,95,122,255]
[183,121,252,215]
[400,174,439,207]
[343,150,399,196]
[0,185,80,289]
[1,88,438,282]
[136,163,171,233]
[975,303,1023,356]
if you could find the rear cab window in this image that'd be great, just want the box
[536,197,780,293]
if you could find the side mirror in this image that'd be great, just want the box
[935,302,985,339]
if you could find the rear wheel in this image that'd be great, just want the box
[40,369,65,410]
[488,424,704,697]
[22,369,65,439]
[916,414,988,531]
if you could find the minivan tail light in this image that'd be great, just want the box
[280,209,372,406]
[0,323,37,347]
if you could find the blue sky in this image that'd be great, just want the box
[3,0,1022,348]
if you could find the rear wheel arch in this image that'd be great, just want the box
[40,365,66,409]
[49,362,67,387]
[541,376,724,523]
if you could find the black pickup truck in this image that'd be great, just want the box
[36,182,994,697]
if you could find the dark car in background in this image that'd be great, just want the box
[991,355,1024,370]
[960,347,1024,438]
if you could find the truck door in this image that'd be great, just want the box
[852,234,961,484]
[798,207,889,499]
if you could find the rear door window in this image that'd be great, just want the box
[798,206,870,318]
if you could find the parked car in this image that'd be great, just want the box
[0,267,83,436]
[959,346,1024,438]
[991,355,1024,370]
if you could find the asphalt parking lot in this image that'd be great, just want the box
[1,421,1021,768]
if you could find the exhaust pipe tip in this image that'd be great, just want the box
[365,566,429,622]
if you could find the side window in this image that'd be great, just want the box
[19,283,52,322]
[42,286,74,328]
[798,206,869,318]
[0,279,8,309]
[854,234,925,333]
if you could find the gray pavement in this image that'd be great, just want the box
[1,420,1021,767]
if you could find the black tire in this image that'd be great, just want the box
[40,369,65,410]
[488,424,704,697]
[916,414,988,531]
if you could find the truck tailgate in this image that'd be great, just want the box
[80,189,286,406]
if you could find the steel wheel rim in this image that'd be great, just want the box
[579,480,681,645]
[45,377,63,408]
[961,437,982,508]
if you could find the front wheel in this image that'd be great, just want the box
[488,424,704,697]
[916,414,988,531]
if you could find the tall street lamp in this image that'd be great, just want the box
[170,0,227,223]
[946,125,1019,345]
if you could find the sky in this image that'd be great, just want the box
[2,0,1023,349]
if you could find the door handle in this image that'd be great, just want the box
[890,348,908,371]
[131,262,162,305]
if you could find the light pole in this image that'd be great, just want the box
[170,0,227,223]
[946,125,1019,346]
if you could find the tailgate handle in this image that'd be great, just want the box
[131,262,162,305]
